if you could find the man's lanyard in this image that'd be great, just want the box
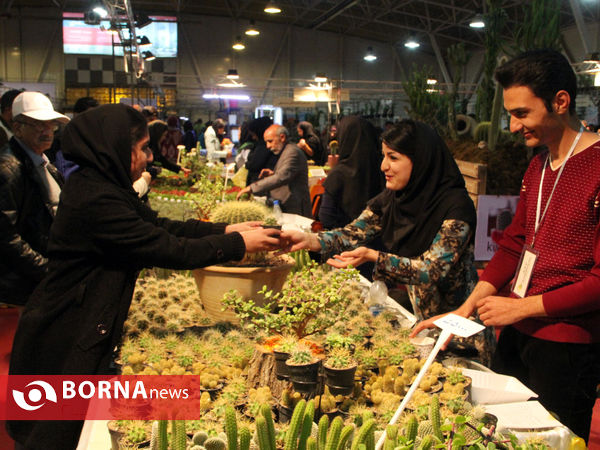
[532,126,583,247]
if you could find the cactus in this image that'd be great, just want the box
[350,419,375,450]
[417,421,433,439]
[194,431,209,446]
[383,425,397,450]
[239,427,252,450]
[336,424,354,450]
[429,395,442,442]
[171,420,186,450]
[205,437,227,450]
[256,416,271,450]
[404,415,418,447]
[190,447,205,450]
[317,415,330,450]
[261,403,276,450]
[284,399,307,450]
[307,436,318,450]
[225,406,238,450]
[209,201,272,224]
[325,417,343,450]
[417,435,432,450]
[298,399,315,450]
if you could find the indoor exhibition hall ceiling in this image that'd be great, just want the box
[4,0,600,54]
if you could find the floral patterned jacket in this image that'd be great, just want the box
[317,207,496,365]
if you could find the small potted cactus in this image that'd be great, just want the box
[327,140,339,168]
[323,348,358,395]
[192,200,294,323]
[285,344,322,393]
[272,335,298,381]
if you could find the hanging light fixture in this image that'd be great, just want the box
[138,36,151,48]
[142,51,156,61]
[226,69,240,80]
[404,36,420,49]
[583,52,600,63]
[92,5,108,18]
[363,46,377,62]
[314,73,328,83]
[264,1,282,14]
[469,14,485,28]
[245,20,260,36]
[232,36,245,50]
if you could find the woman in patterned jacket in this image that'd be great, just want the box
[282,119,495,365]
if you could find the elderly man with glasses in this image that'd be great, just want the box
[0,91,69,306]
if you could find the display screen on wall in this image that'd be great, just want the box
[63,12,177,57]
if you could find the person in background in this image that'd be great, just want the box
[0,89,22,146]
[413,49,600,443]
[282,119,495,365]
[147,120,190,176]
[182,119,197,152]
[234,121,253,170]
[320,115,384,229]
[245,116,276,185]
[204,118,228,161]
[297,121,325,165]
[141,105,158,122]
[161,115,183,163]
[237,124,311,217]
[0,91,69,306]
[7,104,282,449]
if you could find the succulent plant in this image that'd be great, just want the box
[209,200,273,224]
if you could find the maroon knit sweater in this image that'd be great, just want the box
[480,141,600,343]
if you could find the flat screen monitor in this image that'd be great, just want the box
[63,12,177,58]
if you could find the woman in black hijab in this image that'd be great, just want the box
[7,104,281,450]
[245,116,276,185]
[297,120,325,165]
[320,116,384,228]
[282,119,495,365]
[147,119,188,175]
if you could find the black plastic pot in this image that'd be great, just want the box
[323,364,357,396]
[278,402,294,423]
[286,359,321,393]
[273,350,291,380]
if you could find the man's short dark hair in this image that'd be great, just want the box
[213,118,227,130]
[73,96,99,114]
[1,89,22,113]
[495,49,577,114]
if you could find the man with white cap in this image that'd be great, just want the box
[0,91,69,305]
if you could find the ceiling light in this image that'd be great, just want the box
[245,20,260,36]
[363,46,377,62]
[226,69,239,80]
[427,79,437,85]
[203,93,251,101]
[404,37,420,49]
[138,36,151,48]
[583,52,600,63]
[469,14,485,28]
[232,36,245,50]
[83,11,101,25]
[92,5,108,18]
[217,80,246,88]
[135,13,152,29]
[264,2,282,14]
[142,51,156,61]
[314,73,328,83]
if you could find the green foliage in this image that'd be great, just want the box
[402,65,449,134]
[513,0,561,52]
[324,348,356,369]
[222,262,360,339]
[325,334,354,351]
[447,43,470,140]
[287,344,317,365]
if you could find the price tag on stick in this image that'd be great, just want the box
[375,314,485,450]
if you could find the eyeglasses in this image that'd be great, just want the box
[15,119,60,132]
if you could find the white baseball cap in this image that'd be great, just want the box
[12,92,69,123]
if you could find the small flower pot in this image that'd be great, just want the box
[286,359,321,393]
[327,154,340,168]
[323,364,357,396]
[277,402,294,423]
[273,350,291,380]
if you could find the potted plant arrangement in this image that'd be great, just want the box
[285,343,322,393]
[322,348,357,395]
[272,335,298,380]
[192,200,295,323]
[327,140,339,168]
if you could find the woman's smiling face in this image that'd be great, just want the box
[380,142,413,191]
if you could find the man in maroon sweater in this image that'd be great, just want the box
[414,49,600,441]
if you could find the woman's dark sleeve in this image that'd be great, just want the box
[319,190,349,229]
[152,148,181,173]
[245,143,272,172]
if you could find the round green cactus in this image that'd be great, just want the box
[209,201,273,224]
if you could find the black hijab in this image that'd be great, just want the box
[323,115,384,222]
[148,120,168,155]
[61,104,147,194]
[368,120,476,257]
[248,116,273,143]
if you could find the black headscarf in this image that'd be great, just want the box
[248,116,273,143]
[61,104,147,194]
[323,115,384,222]
[368,120,476,257]
[148,120,168,156]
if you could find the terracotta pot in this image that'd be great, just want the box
[192,255,294,323]
[327,154,339,168]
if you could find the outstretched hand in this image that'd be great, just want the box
[225,221,263,233]
[326,247,377,268]
[279,230,321,253]
[240,228,282,253]
[236,186,252,200]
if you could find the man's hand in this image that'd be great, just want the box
[181,167,191,176]
[326,247,378,268]
[236,186,252,200]
[141,171,152,184]
[225,221,263,233]
[240,228,282,253]
[279,230,321,252]
[476,294,545,326]
[258,168,273,179]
